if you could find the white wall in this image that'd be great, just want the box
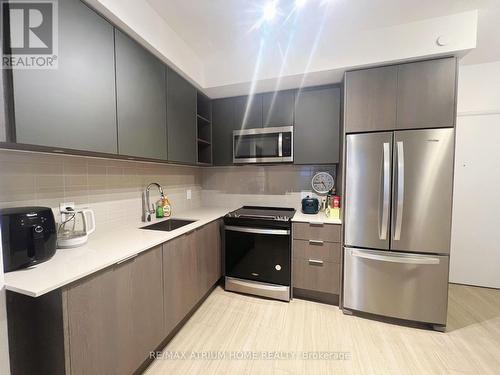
[450,61,500,288]
[203,10,478,97]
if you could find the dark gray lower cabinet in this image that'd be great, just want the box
[7,222,222,375]
[12,0,117,153]
[212,98,237,166]
[167,68,197,164]
[65,246,164,375]
[294,87,341,164]
[292,223,342,304]
[115,29,167,160]
[163,220,221,333]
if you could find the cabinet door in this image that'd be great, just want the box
[167,68,197,164]
[294,87,341,164]
[163,231,198,335]
[12,0,117,153]
[396,58,456,129]
[196,221,221,298]
[234,94,263,129]
[212,98,236,166]
[344,66,398,133]
[262,90,295,127]
[66,247,163,375]
[115,29,167,160]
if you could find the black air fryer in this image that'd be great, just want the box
[0,207,57,272]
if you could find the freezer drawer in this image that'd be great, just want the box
[343,247,449,325]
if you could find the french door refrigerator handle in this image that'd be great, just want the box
[394,141,405,241]
[278,133,283,157]
[380,142,390,240]
[351,249,440,265]
[224,225,290,236]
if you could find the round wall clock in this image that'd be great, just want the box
[311,172,335,194]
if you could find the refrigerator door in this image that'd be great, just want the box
[343,247,449,325]
[391,129,454,254]
[345,132,393,250]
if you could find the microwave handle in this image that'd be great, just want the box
[278,133,283,157]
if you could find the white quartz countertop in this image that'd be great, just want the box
[5,205,341,298]
[291,211,342,225]
[4,206,236,297]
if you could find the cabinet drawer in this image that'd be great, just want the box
[293,223,341,243]
[293,258,340,294]
[293,240,341,263]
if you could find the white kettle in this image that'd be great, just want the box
[57,208,96,248]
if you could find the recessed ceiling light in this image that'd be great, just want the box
[263,1,278,22]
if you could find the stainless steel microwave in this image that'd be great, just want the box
[233,126,293,164]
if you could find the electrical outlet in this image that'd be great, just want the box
[60,202,75,213]
[59,202,75,222]
[186,189,192,200]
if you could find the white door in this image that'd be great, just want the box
[450,114,500,288]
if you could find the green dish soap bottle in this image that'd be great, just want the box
[155,199,164,218]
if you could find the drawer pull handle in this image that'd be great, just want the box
[309,240,324,245]
[308,259,324,266]
[116,254,138,265]
[310,222,324,227]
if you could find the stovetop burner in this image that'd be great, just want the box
[225,206,296,222]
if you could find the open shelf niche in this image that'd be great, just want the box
[196,92,212,165]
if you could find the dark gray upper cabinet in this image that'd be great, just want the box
[212,98,236,166]
[234,94,263,129]
[262,90,295,127]
[396,58,456,129]
[12,0,117,153]
[115,29,167,160]
[167,68,197,164]
[294,87,341,164]
[344,66,398,133]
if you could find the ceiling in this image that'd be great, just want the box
[148,0,491,59]
[143,0,499,96]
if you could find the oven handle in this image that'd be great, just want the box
[224,225,290,236]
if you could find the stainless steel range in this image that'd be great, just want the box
[224,206,295,301]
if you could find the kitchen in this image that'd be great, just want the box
[0,0,499,374]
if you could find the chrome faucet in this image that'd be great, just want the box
[142,182,165,222]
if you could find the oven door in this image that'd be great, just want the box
[224,225,291,286]
[233,126,293,163]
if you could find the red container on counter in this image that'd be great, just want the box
[332,195,340,209]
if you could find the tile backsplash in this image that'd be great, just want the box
[0,149,337,226]
[0,150,202,226]
[201,164,337,210]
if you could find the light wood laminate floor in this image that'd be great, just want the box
[145,284,500,375]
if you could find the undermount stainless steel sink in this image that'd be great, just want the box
[140,219,196,232]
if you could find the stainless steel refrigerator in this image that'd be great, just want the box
[343,128,454,330]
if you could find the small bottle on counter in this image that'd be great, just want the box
[162,196,172,218]
[155,200,164,218]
